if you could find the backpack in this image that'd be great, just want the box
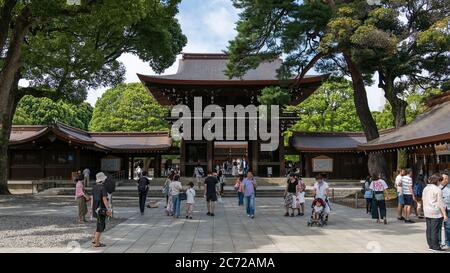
[138,177,149,192]
[104,177,116,194]
[413,183,425,198]
[162,182,170,195]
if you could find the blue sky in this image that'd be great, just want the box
[86,0,385,110]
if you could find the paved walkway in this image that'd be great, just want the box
[0,197,434,253]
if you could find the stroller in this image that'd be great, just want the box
[307,198,328,227]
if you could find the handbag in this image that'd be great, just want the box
[96,207,108,217]
[179,192,187,201]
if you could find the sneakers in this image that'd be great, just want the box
[250,215,255,219]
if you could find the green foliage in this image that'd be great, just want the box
[288,79,362,132]
[9,0,186,102]
[373,87,443,129]
[13,95,93,130]
[89,83,169,132]
[257,86,291,106]
[226,0,449,130]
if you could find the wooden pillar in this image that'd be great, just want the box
[305,154,311,177]
[155,153,161,177]
[251,140,258,176]
[41,149,45,179]
[301,153,306,177]
[75,148,80,172]
[207,140,213,173]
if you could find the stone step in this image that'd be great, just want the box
[39,186,360,198]
[116,177,362,187]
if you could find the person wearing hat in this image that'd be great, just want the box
[91,172,112,247]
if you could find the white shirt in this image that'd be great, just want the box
[313,181,329,199]
[82,169,90,177]
[401,176,413,195]
[169,181,182,195]
[186,188,196,204]
[369,179,388,192]
[395,174,403,194]
[423,184,445,218]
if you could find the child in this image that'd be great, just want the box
[186,182,196,219]
[312,198,325,220]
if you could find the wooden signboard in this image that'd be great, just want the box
[312,155,333,173]
[101,157,121,172]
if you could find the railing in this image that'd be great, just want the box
[31,176,63,194]
[108,170,127,181]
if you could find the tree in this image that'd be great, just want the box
[226,0,389,178]
[350,1,450,129]
[89,83,170,132]
[0,0,186,194]
[288,79,363,132]
[373,86,443,129]
[12,95,92,130]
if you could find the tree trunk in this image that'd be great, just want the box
[0,7,31,194]
[344,53,388,179]
[383,75,408,169]
[0,82,19,195]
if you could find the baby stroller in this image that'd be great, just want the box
[307,198,328,227]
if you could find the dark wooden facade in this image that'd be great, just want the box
[8,123,172,181]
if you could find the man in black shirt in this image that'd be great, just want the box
[92,172,112,248]
[204,171,219,216]
[137,171,150,215]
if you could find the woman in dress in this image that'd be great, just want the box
[284,173,299,217]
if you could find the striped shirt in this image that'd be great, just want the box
[401,176,413,195]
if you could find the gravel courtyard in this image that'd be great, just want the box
[0,195,144,249]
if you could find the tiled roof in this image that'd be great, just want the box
[137,53,324,85]
[359,99,450,151]
[290,132,368,152]
[9,122,171,152]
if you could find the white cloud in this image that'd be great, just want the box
[203,7,238,42]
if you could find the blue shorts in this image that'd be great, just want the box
[397,193,404,205]
[403,194,413,206]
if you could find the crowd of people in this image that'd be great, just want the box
[361,168,449,251]
[161,169,257,219]
[72,165,449,251]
